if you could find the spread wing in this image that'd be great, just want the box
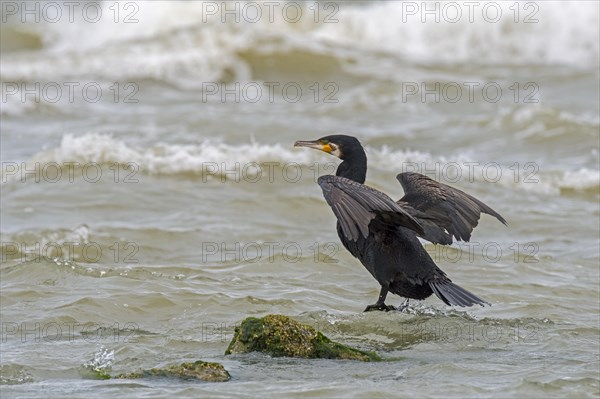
[396,172,507,245]
[318,175,424,242]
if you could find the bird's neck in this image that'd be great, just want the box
[336,152,367,184]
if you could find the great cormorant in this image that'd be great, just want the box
[294,135,507,311]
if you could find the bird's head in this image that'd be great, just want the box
[293,135,362,160]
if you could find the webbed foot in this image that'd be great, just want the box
[364,303,397,312]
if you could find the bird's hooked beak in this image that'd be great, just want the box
[294,139,337,155]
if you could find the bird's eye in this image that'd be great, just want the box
[321,139,329,144]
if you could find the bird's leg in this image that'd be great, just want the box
[397,299,410,312]
[364,286,397,312]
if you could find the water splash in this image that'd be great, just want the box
[81,346,114,380]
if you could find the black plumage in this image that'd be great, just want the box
[294,135,507,311]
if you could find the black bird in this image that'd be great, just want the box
[294,135,507,311]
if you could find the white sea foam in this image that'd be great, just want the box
[556,168,600,192]
[3,133,596,196]
[316,1,600,67]
[1,1,597,86]
[29,133,318,174]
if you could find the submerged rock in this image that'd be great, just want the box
[0,365,35,385]
[80,367,111,380]
[225,314,380,361]
[113,360,230,382]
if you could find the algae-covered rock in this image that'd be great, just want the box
[0,365,35,385]
[225,314,380,361]
[113,360,230,382]
[79,366,111,380]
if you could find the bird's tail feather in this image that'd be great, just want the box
[429,280,490,307]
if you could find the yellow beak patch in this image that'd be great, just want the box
[321,143,332,153]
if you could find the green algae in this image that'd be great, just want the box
[113,360,230,382]
[226,314,380,361]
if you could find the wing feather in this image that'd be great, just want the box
[396,172,506,245]
[318,175,424,242]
